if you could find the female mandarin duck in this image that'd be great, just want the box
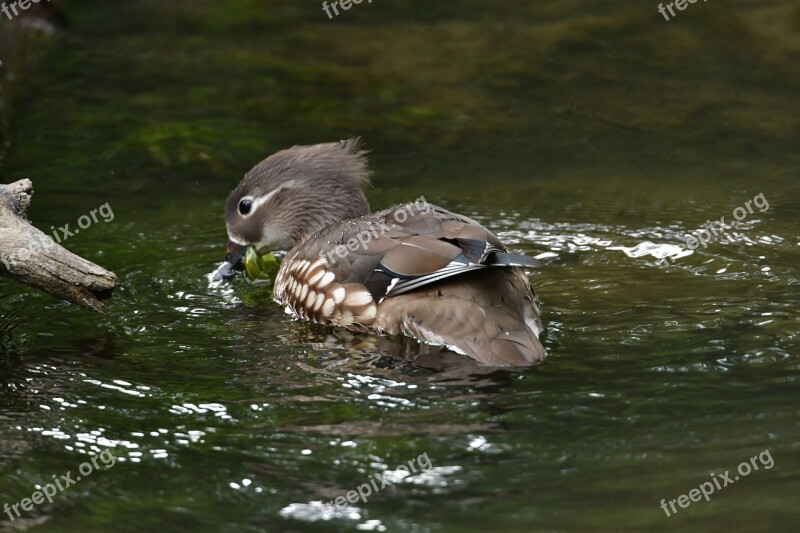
[214,139,545,366]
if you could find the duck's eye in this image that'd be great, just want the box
[239,198,253,216]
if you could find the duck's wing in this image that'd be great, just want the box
[311,203,539,302]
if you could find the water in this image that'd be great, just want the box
[1,0,799,531]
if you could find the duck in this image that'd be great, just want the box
[213,139,545,366]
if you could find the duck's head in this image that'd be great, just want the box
[213,139,371,281]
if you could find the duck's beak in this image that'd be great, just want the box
[211,241,247,282]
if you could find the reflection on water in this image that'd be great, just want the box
[1,0,800,530]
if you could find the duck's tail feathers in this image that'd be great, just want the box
[488,252,540,269]
[375,269,545,366]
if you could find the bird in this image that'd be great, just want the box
[213,139,545,366]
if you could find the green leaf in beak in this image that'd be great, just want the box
[244,247,280,282]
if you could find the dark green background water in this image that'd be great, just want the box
[1,1,799,531]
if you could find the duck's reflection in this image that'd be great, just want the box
[230,301,522,389]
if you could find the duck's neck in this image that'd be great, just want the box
[292,189,370,248]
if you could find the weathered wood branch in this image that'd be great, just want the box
[0,180,117,313]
